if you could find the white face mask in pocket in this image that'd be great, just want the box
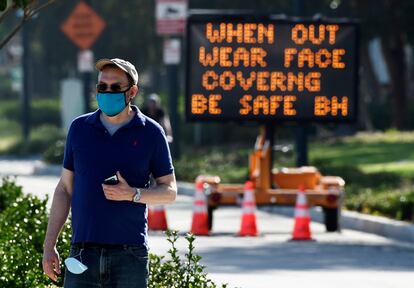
[64,249,88,274]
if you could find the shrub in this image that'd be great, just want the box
[43,139,65,164]
[0,179,231,287]
[345,189,414,221]
[6,125,65,155]
[0,176,23,212]
[1,99,61,128]
[149,230,228,288]
[0,194,71,287]
[174,148,249,183]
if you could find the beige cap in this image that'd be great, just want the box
[95,58,138,85]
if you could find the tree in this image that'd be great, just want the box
[0,0,56,50]
[349,0,414,130]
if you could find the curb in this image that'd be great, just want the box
[0,157,61,177]
[32,161,61,176]
[177,182,414,244]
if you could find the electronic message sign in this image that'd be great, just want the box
[185,13,358,122]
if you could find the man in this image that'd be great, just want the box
[141,93,173,143]
[42,58,177,287]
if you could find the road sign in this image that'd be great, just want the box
[77,49,94,72]
[61,1,106,50]
[163,38,181,64]
[185,13,359,122]
[156,0,187,35]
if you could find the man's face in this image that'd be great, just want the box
[98,66,136,102]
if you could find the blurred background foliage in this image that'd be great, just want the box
[1,0,414,132]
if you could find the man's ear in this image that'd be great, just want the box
[128,85,139,102]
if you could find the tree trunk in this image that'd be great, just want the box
[359,44,378,131]
[380,1,407,130]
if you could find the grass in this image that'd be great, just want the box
[310,131,414,177]
[0,98,64,156]
[308,131,414,221]
[0,136,19,152]
[176,131,414,222]
[0,118,20,154]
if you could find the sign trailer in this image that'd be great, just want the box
[185,13,359,233]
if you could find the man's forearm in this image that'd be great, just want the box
[44,181,71,249]
[139,182,177,205]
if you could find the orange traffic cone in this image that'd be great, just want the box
[148,205,168,231]
[291,185,313,241]
[190,181,209,235]
[147,207,153,229]
[238,180,258,236]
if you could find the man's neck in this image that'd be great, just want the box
[101,105,135,124]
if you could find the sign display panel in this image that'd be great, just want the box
[185,14,358,122]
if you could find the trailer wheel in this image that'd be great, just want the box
[323,207,340,232]
[207,206,214,231]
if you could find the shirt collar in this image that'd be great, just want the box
[85,105,146,129]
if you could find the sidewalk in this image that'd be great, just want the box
[1,157,413,244]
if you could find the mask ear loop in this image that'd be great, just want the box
[124,86,133,107]
[71,248,84,263]
[79,248,84,263]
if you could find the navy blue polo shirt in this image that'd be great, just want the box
[63,106,174,246]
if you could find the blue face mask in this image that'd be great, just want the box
[96,92,128,117]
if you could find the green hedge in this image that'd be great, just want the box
[0,195,71,287]
[0,177,70,287]
[174,147,249,183]
[6,125,65,156]
[0,99,61,128]
[312,160,414,222]
[43,139,65,164]
[345,188,414,221]
[0,176,23,212]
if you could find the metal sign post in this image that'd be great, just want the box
[156,0,187,159]
[61,1,106,113]
[294,0,308,167]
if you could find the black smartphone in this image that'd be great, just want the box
[103,175,119,185]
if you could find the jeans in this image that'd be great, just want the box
[64,244,148,288]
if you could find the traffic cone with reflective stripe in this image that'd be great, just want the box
[291,185,313,240]
[191,181,209,235]
[238,180,258,236]
[148,205,168,231]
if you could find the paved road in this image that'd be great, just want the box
[1,163,413,288]
[149,195,414,288]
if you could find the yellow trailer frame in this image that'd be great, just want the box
[196,127,345,232]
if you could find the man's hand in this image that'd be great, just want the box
[42,246,61,282]
[102,171,135,201]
